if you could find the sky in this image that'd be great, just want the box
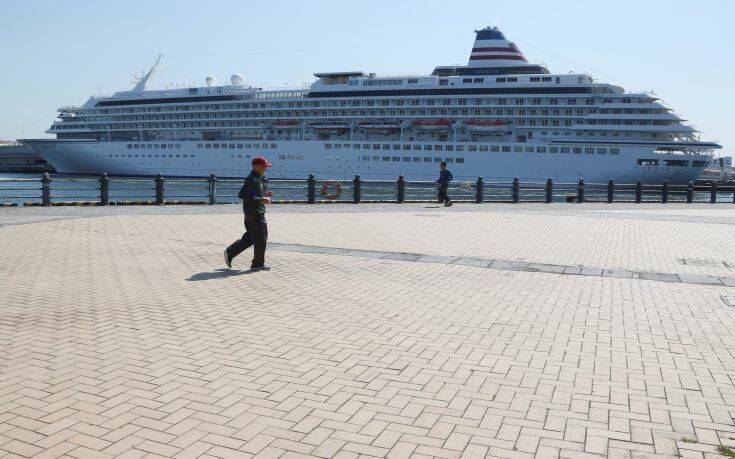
[1,0,733,154]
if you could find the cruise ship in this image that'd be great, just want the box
[23,27,721,184]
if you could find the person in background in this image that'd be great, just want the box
[224,156,274,271]
[436,161,453,207]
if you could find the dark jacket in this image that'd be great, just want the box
[238,170,267,215]
[437,169,453,188]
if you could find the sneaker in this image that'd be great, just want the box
[224,249,232,269]
[250,264,271,271]
[447,202,453,207]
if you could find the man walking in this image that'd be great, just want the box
[436,161,453,207]
[224,156,274,271]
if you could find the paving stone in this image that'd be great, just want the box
[603,269,638,279]
[720,277,735,287]
[640,272,681,283]
[380,252,421,262]
[580,267,604,276]
[677,274,723,285]
[415,255,458,264]
[527,263,567,274]
[452,257,492,268]
[489,260,529,271]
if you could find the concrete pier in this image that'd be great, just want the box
[1,203,735,458]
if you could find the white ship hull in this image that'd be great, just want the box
[24,139,710,185]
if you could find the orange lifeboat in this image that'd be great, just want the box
[357,121,399,134]
[464,119,509,134]
[410,118,451,132]
[270,119,300,129]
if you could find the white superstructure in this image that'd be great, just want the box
[23,27,721,184]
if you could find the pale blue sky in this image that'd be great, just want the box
[1,0,733,154]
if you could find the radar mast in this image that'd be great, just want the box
[132,55,162,92]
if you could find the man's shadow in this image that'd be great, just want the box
[187,268,257,281]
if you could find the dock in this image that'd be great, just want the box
[1,203,735,458]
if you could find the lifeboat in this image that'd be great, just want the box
[410,118,451,132]
[464,119,509,134]
[310,121,349,135]
[357,122,399,134]
[270,119,300,129]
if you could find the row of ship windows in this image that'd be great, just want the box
[357,76,554,86]
[86,97,652,115]
[324,143,620,155]
[68,108,657,123]
[198,142,277,149]
[126,143,277,150]
[638,159,706,167]
[327,156,465,164]
[110,154,195,158]
[127,143,182,149]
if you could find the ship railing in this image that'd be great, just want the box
[1,174,734,206]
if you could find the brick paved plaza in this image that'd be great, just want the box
[2,203,735,458]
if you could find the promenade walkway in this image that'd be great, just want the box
[1,203,735,458]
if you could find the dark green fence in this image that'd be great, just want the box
[1,173,734,206]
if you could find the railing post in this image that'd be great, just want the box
[635,179,642,203]
[475,177,484,203]
[99,172,110,206]
[686,181,693,203]
[661,180,669,203]
[41,172,51,207]
[607,179,614,203]
[307,174,316,204]
[545,178,553,203]
[208,173,218,205]
[155,173,165,205]
[710,182,717,204]
[512,177,519,203]
[577,178,585,203]
[353,175,361,203]
[397,175,405,203]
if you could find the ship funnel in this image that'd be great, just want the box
[468,27,528,68]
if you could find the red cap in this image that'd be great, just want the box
[252,156,272,167]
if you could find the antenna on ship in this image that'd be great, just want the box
[132,54,162,92]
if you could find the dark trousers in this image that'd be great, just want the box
[438,186,450,204]
[227,213,268,266]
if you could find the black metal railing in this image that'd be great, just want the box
[1,173,734,206]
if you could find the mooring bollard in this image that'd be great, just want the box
[353,175,361,203]
[99,173,110,206]
[307,174,316,204]
[476,177,484,203]
[687,181,693,203]
[397,175,405,203]
[661,180,669,203]
[155,173,165,205]
[577,178,585,203]
[512,177,519,203]
[545,178,553,203]
[710,182,717,204]
[635,180,642,203]
[41,172,51,206]
[607,179,614,203]
[208,174,218,205]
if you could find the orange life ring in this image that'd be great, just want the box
[320,181,342,200]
